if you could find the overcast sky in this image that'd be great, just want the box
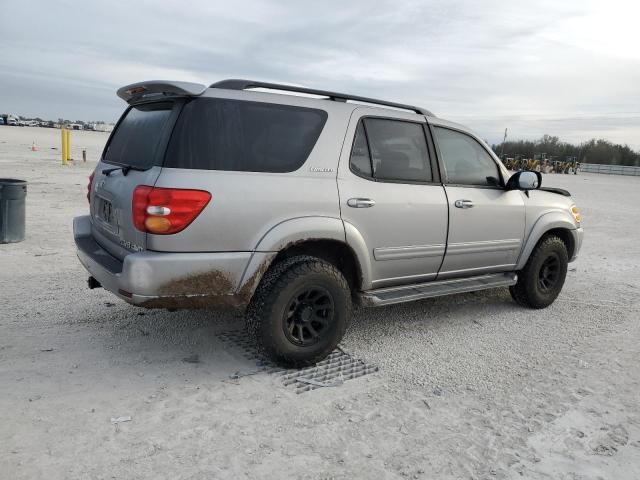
[1,0,638,147]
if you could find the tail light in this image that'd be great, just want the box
[87,171,95,203]
[132,186,211,235]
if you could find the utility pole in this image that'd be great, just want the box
[500,128,508,158]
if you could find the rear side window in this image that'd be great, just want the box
[350,122,372,176]
[164,98,327,172]
[104,102,174,169]
[349,118,432,182]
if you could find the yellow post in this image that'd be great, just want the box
[66,129,71,163]
[61,129,68,165]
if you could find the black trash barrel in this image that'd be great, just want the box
[0,179,27,243]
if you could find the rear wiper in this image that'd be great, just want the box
[102,165,148,176]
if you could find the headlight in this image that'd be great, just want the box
[570,205,581,224]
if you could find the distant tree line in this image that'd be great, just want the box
[491,134,640,166]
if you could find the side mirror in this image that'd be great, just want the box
[506,171,541,191]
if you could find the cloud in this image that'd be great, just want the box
[1,0,638,147]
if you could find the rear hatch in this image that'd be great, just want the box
[90,101,181,260]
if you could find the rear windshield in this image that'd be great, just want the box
[164,98,327,172]
[103,102,174,169]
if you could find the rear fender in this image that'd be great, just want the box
[343,221,374,290]
[237,216,350,298]
[237,217,375,297]
[253,216,346,253]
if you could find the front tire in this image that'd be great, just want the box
[246,256,352,367]
[510,235,568,309]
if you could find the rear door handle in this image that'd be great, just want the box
[347,198,376,208]
[454,199,474,209]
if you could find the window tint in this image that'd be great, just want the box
[349,121,372,176]
[164,98,327,172]
[104,102,174,169]
[363,118,431,182]
[433,127,501,186]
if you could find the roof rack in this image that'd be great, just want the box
[209,79,434,116]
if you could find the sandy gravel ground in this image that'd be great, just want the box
[1,126,639,479]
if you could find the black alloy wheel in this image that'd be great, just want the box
[284,286,335,346]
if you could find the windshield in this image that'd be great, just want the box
[103,102,174,169]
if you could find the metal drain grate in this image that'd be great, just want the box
[217,329,265,362]
[217,330,378,394]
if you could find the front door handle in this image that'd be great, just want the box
[347,198,376,208]
[454,199,474,209]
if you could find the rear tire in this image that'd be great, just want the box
[246,255,352,367]
[510,235,568,309]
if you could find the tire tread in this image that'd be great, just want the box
[246,255,351,367]
[510,235,568,309]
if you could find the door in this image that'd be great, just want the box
[338,110,448,289]
[90,101,179,260]
[431,125,525,278]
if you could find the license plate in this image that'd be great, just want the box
[96,197,116,231]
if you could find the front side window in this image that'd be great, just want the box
[433,127,501,186]
[349,118,432,182]
[165,98,327,172]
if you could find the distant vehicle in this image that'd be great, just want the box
[70,123,83,130]
[7,117,18,126]
[26,120,39,127]
[75,79,584,367]
[94,123,115,132]
[0,117,4,125]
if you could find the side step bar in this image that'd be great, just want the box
[359,272,517,307]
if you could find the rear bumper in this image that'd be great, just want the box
[73,215,267,309]
[569,227,584,262]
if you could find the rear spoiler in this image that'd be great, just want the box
[117,80,207,104]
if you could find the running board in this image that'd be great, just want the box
[359,272,517,307]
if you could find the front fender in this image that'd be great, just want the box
[516,210,578,270]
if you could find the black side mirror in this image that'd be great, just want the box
[506,171,541,191]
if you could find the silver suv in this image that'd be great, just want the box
[74,79,584,366]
